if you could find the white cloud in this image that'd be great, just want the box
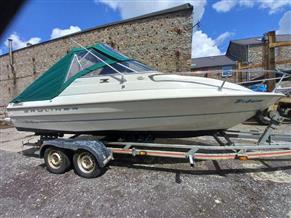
[239,0,255,7]
[4,33,41,50]
[192,30,222,58]
[258,0,291,14]
[212,0,237,12]
[50,25,81,39]
[192,31,234,58]
[96,0,207,24]
[277,10,291,34]
[98,0,119,10]
[215,31,234,46]
[212,0,291,14]
[0,48,2,55]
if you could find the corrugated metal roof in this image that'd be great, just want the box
[191,55,236,69]
[0,3,193,56]
[231,34,291,46]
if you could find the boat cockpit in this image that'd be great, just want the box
[11,43,157,103]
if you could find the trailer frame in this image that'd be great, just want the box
[105,112,291,166]
[22,112,291,178]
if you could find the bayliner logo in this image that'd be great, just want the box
[235,99,263,104]
[24,107,79,113]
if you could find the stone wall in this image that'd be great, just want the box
[0,7,193,118]
[247,44,291,78]
[227,42,291,81]
[238,43,291,70]
[275,46,291,70]
[248,45,264,65]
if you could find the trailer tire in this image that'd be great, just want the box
[73,150,102,178]
[44,148,71,174]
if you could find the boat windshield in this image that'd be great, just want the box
[99,43,129,59]
[66,49,108,81]
[81,60,154,78]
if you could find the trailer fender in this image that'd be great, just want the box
[39,139,112,168]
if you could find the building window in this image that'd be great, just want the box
[222,66,233,77]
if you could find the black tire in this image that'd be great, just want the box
[73,150,102,178]
[44,148,71,174]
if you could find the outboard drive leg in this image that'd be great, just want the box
[258,111,285,144]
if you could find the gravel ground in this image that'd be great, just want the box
[0,124,291,218]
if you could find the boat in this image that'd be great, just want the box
[6,43,284,138]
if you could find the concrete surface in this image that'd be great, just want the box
[0,124,291,218]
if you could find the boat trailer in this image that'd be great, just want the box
[24,112,291,178]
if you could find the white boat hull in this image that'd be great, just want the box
[8,93,280,136]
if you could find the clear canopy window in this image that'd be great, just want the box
[121,60,154,72]
[99,44,129,59]
[66,49,108,81]
[81,60,154,78]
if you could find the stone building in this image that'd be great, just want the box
[227,34,291,70]
[0,4,193,118]
[191,33,291,81]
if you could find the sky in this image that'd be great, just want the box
[0,0,290,58]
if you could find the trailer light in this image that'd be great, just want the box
[139,151,147,156]
[239,156,248,161]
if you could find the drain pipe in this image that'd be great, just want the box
[8,39,13,66]
[8,38,16,86]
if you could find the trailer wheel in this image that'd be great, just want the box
[73,150,102,178]
[44,148,71,174]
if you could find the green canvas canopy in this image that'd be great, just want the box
[11,43,130,103]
